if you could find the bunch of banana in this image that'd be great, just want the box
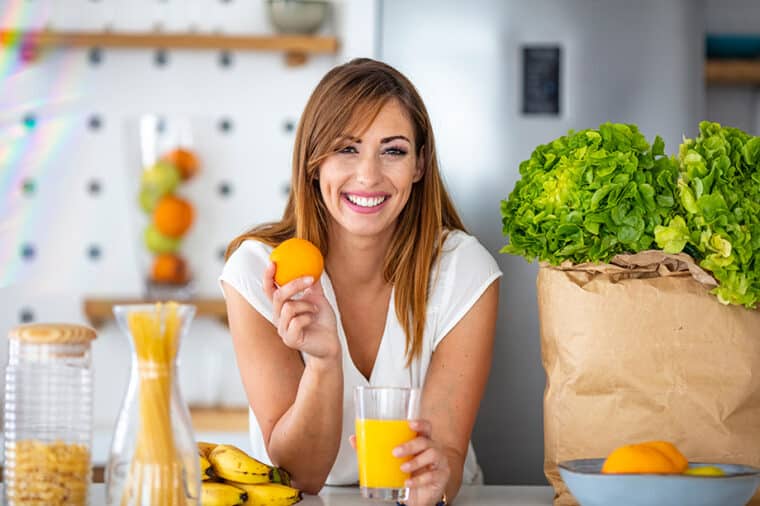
[198,442,302,506]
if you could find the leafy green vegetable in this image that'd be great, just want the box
[654,121,760,308]
[501,123,678,264]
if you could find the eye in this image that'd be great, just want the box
[383,146,408,156]
[338,145,358,154]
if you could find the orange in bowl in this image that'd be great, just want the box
[602,440,688,474]
[270,238,324,287]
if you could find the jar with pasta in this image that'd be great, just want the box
[3,323,97,506]
[105,302,200,505]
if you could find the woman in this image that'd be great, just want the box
[220,58,501,506]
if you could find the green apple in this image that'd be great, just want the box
[140,161,180,197]
[144,224,181,254]
[138,187,161,213]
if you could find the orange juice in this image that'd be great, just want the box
[355,419,417,489]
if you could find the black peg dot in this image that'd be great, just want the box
[219,118,233,134]
[154,49,169,67]
[87,244,102,260]
[218,247,227,262]
[22,113,37,129]
[156,117,166,133]
[88,114,102,131]
[220,0,232,3]
[88,47,103,65]
[218,181,233,197]
[20,243,35,261]
[87,179,102,196]
[21,179,36,196]
[281,182,291,196]
[219,51,233,68]
[19,308,35,324]
[283,119,295,133]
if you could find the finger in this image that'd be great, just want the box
[405,467,446,488]
[262,262,277,301]
[277,301,318,337]
[272,276,314,321]
[279,276,316,302]
[348,435,356,450]
[393,435,431,459]
[282,313,316,348]
[408,419,432,438]
[400,447,441,475]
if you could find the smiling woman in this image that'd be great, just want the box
[219,58,502,506]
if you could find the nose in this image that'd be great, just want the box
[356,153,382,186]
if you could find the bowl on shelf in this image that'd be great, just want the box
[266,0,329,35]
[559,458,760,506]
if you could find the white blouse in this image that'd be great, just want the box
[219,230,502,485]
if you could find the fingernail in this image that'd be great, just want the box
[303,276,314,285]
[404,479,412,487]
[400,463,410,472]
[392,447,403,457]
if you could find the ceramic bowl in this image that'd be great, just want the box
[267,0,329,35]
[559,458,760,506]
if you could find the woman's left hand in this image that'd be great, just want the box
[393,419,450,506]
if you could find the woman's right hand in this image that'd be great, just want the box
[263,262,340,364]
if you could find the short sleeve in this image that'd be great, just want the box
[218,240,275,324]
[432,232,502,349]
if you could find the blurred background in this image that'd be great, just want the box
[1,0,759,485]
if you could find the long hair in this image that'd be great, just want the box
[226,58,466,366]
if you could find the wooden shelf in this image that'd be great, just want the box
[83,297,228,328]
[191,406,249,433]
[0,29,339,66]
[705,59,760,85]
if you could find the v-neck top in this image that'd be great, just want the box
[219,230,502,485]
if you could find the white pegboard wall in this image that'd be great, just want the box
[0,0,377,425]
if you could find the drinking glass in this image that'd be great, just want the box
[354,386,421,502]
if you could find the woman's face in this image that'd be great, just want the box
[318,99,422,240]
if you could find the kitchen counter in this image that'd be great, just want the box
[21,484,555,505]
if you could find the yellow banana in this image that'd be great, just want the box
[226,482,302,506]
[200,451,215,480]
[201,481,248,506]
[209,444,272,484]
[199,441,218,458]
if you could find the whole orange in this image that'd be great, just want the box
[161,148,200,180]
[151,253,189,284]
[153,195,194,238]
[270,238,324,286]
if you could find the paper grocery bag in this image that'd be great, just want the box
[539,251,760,506]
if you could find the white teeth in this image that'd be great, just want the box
[346,194,387,207]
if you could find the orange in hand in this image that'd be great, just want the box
[153,195,194,238]
[602,440,688,474]
[270,238,324,286]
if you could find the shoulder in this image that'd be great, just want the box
[437,230,501,274]
[222,240,273,277]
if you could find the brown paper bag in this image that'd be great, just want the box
[539,251,760,506]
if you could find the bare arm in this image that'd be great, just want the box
[222,267,343,494]
[397,280,499,505]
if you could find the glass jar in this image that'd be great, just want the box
[105,303,200,506]
[3,323,97,506]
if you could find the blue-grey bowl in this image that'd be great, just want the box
[559,458,760,506]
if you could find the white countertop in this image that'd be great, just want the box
[34,484,555,505]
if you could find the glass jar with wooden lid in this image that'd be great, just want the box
[3,323,97,505]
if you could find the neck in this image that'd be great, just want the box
[325,225,394,289]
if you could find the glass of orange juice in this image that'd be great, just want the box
[354,386,421,502]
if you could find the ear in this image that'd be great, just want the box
[413,149,425,183]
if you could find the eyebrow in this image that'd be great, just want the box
[339,134,411,144]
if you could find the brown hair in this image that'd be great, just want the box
[226,58,466,365]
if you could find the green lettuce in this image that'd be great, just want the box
[654,121,760,308]
[501,123,678,265]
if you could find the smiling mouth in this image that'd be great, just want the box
[344,194,389,208]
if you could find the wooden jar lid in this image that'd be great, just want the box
[8,323,97,344]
